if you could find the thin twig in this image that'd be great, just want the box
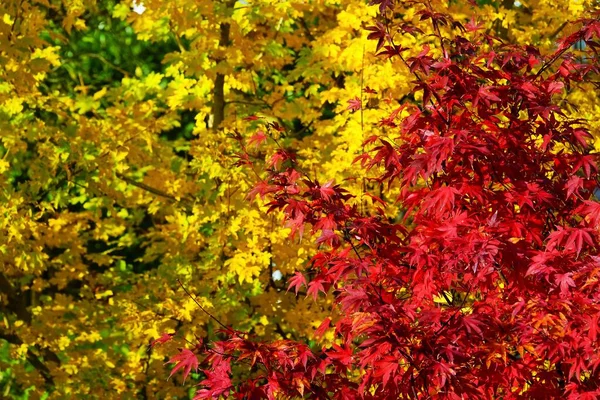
[360,44,366,133]
[116,172,193,212]
[385,24,450,126]
[80,53,130,77]
[548,21,569,41]
[177,279,232,332]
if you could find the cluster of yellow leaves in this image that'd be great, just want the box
[0,0,598,398]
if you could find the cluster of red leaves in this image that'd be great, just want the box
[160,1,600,398]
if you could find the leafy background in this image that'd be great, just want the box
[0,0,598,398]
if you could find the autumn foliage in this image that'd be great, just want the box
[2,0,600,398]
[161,1,600,399]
[1,0,387,397]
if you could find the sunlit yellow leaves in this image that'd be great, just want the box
[259,315,269,326]
[31,46,62,67]
[0,81,12,94]
[76,331,102,343]
[3,59,19,73]
[3,0,599,397]
[7,225,24,244]
[2,98,24,116]
[62,364,79,375]
[144,71,164,90]
[225,252,264,284]
[143,326,162,341]
[177,297,212,321]
[433,292,452,305]
[111,378,127,393]
[93,87,108,101]
[57,336,71,350]
[0,159,9,173]
[112,3,130,19]
[3,13,14,25]
[93,219,127,241]
[569,0,587,13]
[95,290,114,299]
[14,344,29,360]
[165,211,196,242]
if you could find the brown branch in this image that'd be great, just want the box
[299,17,316,42]
[0,272,31,323]
[8,0,24,42]
[80,53,130,77]
[0,330,56,387]
[426,0,446,56]
[548,21,569,41]
[211,1,236,129]
[177,279,233,333]
[385,24,450,126]
[115,173,193,212]
[0,273,60,388]
[116,173,177,201]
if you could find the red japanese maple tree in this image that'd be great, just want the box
[162,1,600,398]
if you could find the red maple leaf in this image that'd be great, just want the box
[365,22,387,51]
[170,6,600,399]
[347,97,362,112]
[563,227,594,257]
[316,229,339,247]
[369,0,394,13]
[546,80,564,95]
[247,181,278,200]
[578,200,600,226]
[149,332,174,348]
[573,129,593,149]
[462,315,484,337]
[421,186,459,217]
[285,212,306,240]
[167,348,199,383]
[555,272,576,296]
[475,86,501,105]
[267,149,296,169]
[465,17,483,32]
[306,279,326,300]
[194,359,232,399]
[327,344,353,367]
[314,317,331,339]
[374,357,400,387]
[318,180,336,201]
[565,175,583,199]
[287,271,307,295]
[247,130,268,148]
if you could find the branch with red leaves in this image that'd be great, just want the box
[158,2,600,399]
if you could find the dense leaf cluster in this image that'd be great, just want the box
[171,1,600,398]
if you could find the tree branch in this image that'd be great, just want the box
[115,172,193,212]
[212,1,236,129]
[0,330,56,387]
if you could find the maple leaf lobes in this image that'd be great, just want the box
[347,97,362,112]
[167,348,199,383]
